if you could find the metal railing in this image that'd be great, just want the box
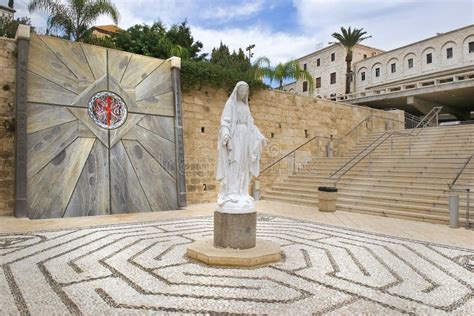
[330,130,410,184]
[410,106,442,133]
[449,155,473,190]
[259,114,405,177]
[342,69,474,101]
[448,154,473,228]
[405,112,423,129]
[329,106,443,185]
[260,135,339,176]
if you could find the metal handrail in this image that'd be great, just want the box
[260,135,336,175]
[342,114,404,139]
[329,106,443,184]
[405,112,423,129]
[260,114,404,176]
[330,130,412,183]
[410,106,442,135]
[330,132,390,179]
[449,155,473,190]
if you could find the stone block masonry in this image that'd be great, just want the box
[182,88,403,205]
[0,38,16,216]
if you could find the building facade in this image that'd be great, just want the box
[284,44,383,99]
[351,24,474,95]
[0,5,15,19]
[341,24,474,120]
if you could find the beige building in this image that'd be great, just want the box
[346,24,474,119]
[0,5,15,19]
[284,43,383,99]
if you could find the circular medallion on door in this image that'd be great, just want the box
[88,91,128,129]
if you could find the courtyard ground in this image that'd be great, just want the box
[0,201,472,314]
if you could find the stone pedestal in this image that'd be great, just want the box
[214,211,256,249]
[186,210,281,267]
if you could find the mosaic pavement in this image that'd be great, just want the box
[0,215,473,315]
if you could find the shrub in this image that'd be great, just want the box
[181,60,267,93]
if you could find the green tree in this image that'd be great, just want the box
[332,26,371,94]
[261,60,314,93]
[210,42,252,73]
[28,0,119,41]
[166,21,206,60]
[112,22,189,59]
[0,16,32,38]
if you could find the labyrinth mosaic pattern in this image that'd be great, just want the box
[0,215,473,315]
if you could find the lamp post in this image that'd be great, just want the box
[246,44,255,62]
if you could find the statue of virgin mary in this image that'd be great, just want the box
[216,81,266,213]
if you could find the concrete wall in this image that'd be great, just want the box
[287,44,383,99]
[182,87,403,205]
[0,37,16,216]
[353,25,474,91]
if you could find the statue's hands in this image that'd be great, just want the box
[222,134,230,146]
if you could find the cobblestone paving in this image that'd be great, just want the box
[0,215,473,315]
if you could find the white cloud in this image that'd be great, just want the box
[202,0,265,21]
[292,0,474,51]
[192,24,318,64]
[10,0,474,68]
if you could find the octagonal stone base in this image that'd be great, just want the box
[186,239,281,267]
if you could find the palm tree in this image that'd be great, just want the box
[28,0,119,41]
[332,26,371,95]
[264,60,314,93]
[251,56,271,80]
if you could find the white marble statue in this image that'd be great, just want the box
[216,81,266,213]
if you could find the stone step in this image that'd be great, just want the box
[267,184,467,200]
[264,188,468,212]
[293,170,469,179]
[284,175,453,186]
[334,203,456,226]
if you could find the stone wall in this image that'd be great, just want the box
[182,87,404,205]
[0,37,16,216]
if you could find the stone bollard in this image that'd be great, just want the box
[449,194,459,229]
[318,186,338,212]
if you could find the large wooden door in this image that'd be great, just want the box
[25,35,179,219]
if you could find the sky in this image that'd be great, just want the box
[5,0,474,65]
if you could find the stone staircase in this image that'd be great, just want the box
[262,124,474,225]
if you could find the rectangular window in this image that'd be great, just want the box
[391,63,396,73]
[316,77,321,88]
[316,58,321,66]
[363,54,367,59]
[408,58,414,69]
[361,72,366,81]
[303,63,307,71]
[331,52,335,62]
[447,47,453,59]
[302,81,308,92]
[330,72,336,84]
[469,42,474,53]
[375,67,380,77]
[426,53,432,64]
